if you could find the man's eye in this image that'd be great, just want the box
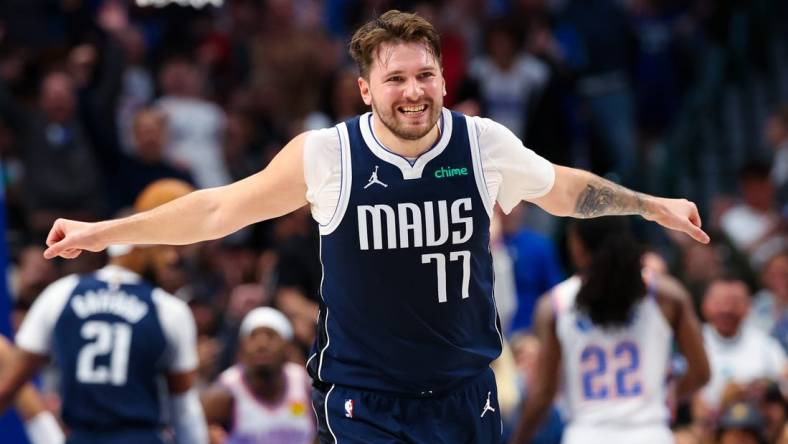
[388,76,402,82]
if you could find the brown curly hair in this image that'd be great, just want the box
[349,10,442,79]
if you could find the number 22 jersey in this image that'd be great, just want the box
[16,265,198,431]
[552,275,672,428]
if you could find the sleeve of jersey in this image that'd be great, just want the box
[303,127,343,226]
[475,117,555,214]
[15,275,79,355]
[153,289,199,373]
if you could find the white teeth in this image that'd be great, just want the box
[401,105,426,113]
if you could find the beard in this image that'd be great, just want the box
[249,362,278,380]
[371,98,442,141]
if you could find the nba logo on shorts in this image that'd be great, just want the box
[344,399,354,418]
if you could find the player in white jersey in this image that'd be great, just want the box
[510,218,710,444]
[202,307,315,444]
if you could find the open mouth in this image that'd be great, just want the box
[398,104,428,117]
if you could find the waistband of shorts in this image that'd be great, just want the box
[315,367,492,399]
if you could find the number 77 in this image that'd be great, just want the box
[421,250,471,303]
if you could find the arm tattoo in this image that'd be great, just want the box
[573,179,652,218]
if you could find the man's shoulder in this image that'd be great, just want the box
[40,274,81,301]
[304,126,342,151]
[150,287,190,316]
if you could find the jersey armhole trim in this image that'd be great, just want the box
[319,123,352,235]
[467,116,494,218]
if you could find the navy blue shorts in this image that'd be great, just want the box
[66,428,169,444]
[312,368,502,444]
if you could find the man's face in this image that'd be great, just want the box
[147,245,187,294]
[702,280,750,337]
[762,254,788,303]
[133,111,166,162]
[719,429,759,444]
[241,327,287,376]
[39,72,76,123]
[358,41,445,141]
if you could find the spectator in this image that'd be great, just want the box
[502,204,563,334]
[720,163,786,268]
[765,105,788,211]
[716,402,766,444]
[223,110,264,181]
[156,57,231,188]
[699,277,787,409]
[491,208,518,334]
[9,245,59,309]
[555,0,638,185]
[115,25,155,154]
[754,380,788,444]
[0,70,105,238]
[748,250,788,352]
[110,107,194,212]
[458,19,550,139]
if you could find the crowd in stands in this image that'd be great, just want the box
[1,0,786,443]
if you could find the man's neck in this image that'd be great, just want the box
[244,368,286,403]
[371,113,441,158]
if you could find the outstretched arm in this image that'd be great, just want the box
[44,133,309,259]
[530,165,709,244]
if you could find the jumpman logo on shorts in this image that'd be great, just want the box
[364,166,388,189]
[480,391,496,418]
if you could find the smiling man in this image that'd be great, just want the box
[42,10,709,443]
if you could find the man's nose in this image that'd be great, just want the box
[404,78,422,100]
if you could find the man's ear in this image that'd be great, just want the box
[358,77,372,106]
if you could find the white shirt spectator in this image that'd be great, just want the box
[719,204,780,252]
[467,55,549,139]
[156,96,230,188]
[700,323,787,407]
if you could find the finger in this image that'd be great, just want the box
[61,249,82,259]
[686,224,710,244]
[45,220,66,247]
[43,244,62,259]
[688,203,702,228]
[44,241,72,259]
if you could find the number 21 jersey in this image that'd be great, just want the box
[16,265,197,431]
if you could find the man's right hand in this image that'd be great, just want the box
[44,219,108,259]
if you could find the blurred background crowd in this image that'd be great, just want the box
[0,0,786,443]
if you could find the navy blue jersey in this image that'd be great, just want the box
[53,274,167,429]
[308,110,503,395]
[17,266,197,433]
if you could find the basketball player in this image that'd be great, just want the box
[41,11,708,443]
[0,179,208,444]
[509,218,710,444]
[201,307,315,444]
[0,335,65,444]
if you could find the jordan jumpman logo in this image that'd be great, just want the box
[364,165,388,189]
[480,391,496,418]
